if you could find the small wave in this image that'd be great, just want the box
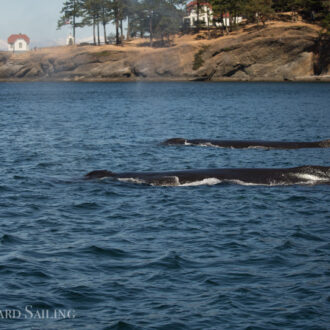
[17,270,51,279]
[26,301,56,310]
[145,252,189,270]
[0,234,26,245]
[104,321,140,330]
[35,162,58,168]
[0,185,12,192]
[81,245,129,258]
[73,202,101,209]
[292,231,324,242]
[56,286,103,303]
[275,240,295,251]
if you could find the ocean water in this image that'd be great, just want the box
[0,82,329,329]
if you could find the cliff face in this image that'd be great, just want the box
[0,22,329,82]
[195,25,322,81]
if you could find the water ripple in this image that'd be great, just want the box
[0,82,329,329]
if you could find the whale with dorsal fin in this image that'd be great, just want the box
[85,166,330,186]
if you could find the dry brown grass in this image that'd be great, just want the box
[7,21,321,63]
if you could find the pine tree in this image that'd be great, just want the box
[99,0,112,44]
[58,0,84,44]
[244,0,274,25]
[81,0,101,44]
[210,0,244,34]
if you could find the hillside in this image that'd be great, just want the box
[0,21,329,82]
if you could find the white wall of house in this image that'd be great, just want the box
[184,6,243,28]
[8,38,29,52]
[185,5,213,27]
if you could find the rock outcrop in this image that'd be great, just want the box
[0,22,329,82]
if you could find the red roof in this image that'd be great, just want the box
[8,34,30,45]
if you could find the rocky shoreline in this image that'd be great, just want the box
[0,22,329,82]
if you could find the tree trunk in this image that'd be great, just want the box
[149,14,153,47]
[207,8,210,38]
[103,22,107,44]
[115,13,120,45]
[73,17,76,45]
[126,16,130,40]
[102,5,107,44]
[220,12,226,35]
[120,19,123,40]
[93,19,96,45]
[196,0,200,31]
[97,21,100,45]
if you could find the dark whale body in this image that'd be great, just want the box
[85,166,330,186]
[163,138,330,149]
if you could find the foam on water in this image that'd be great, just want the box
[117,173,329,187]
[118,177,147,185]
[180,178,222,186]
[118,176,221,187]
[293,173,330,182]
[186,141,225,148]
[228,179,284,186]
[247,146,271,150]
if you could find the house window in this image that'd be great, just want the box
[19,42,23,48]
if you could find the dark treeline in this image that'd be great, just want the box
[210,0,330,29]
[57,0,330,46]
[57,0,185,46]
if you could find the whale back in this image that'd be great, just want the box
[85,170,115,179]
[162,138,330,149]
[163,138,186,145]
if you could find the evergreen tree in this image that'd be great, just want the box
[99,0,112,44]
[129,1,150,38]
[153,0,183,44]
[210,0,244,33]
[81,0,101,44]
[58,0,84,44]
[244,0,274,25]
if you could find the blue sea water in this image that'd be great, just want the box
[0,82,329,329]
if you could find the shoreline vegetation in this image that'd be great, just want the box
[0,21,329,82]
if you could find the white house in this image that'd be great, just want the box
[8,34,30,52]
[66,33,75,46]
[184,1,243,28]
